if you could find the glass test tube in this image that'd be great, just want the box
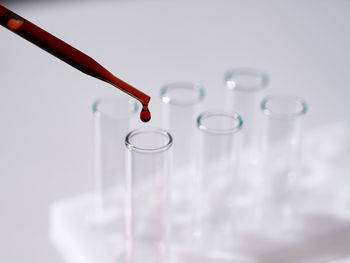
[160,82,205,173]
[125,127,173,263]
[92,95,138,230]
[160,83,205,244]
[195,111,243,253]
[260,95,307,232]
[224,68,269,164]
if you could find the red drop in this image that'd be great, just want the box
[140,106,151,122]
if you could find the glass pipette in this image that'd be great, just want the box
[0,4,151,122]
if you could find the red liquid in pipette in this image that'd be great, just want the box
[0,4,151,122]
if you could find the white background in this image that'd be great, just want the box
[1,0,350,262]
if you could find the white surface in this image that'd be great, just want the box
[1,0,350,262]
[50,194,350,263]
[50,192,256,263]
[49,122,350,263]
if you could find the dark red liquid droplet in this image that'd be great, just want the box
[140,105,151,122]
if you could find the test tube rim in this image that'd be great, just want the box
[197,111,243,135]
[92,96,139,120]
[125,127,173,154]
[261,94,308,119]
[160,82,205,106]
[224,68,269,92]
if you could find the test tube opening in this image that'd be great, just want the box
[261,95,308,119]
[93,96,139,119]
[125,127,173,153]
[197,111,243,135]
[225,68,269,92]
[160,82,205,106]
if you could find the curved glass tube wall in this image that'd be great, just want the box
[125,127,173,263]
[92,95,138,232]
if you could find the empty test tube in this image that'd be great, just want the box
[260,94,307,232]
[261,95,307,194]
[160,83,205,244]
[125,127,173,263]
[224,68,269,164]
[195,111,243,253]
[92,95,138,231]
[160,82,205,173]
